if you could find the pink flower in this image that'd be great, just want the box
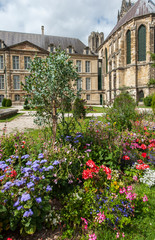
[116,232,119,238]
[133,175,138,181]
[143,195,148,202]
[89,233,97,240]
[119,187,126,194]
[127,186,132,191]
[141,144,147,150]
[122,232,125,237]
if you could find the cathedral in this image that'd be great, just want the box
[0,0,154,105]
[97,0,155,103]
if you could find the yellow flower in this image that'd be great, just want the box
[115,185,119,189]
[113,181,117,185]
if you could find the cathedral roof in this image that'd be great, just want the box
[0,30,87,55]
[105,0,155,42]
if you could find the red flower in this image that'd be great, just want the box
[136,164,150,170]
[137,159,144,164]
[86,160,96,168]
[82,169,93,180]
[123,155,130,160]
[141,144,147,150]
[141,153,147,158]
[144,126,147,131]
[100,165,111,174]
[83,146,87,149]
[7,238,13,240]
[10,170,17,178]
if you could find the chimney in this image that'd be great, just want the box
[41,26,44,35]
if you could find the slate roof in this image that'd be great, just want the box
[105,0,155,42]
[0,30,87,55]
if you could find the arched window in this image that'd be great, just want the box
[126,30,131,64]
[105,48,108,74]
[138,25,146,61]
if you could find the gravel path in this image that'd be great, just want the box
[0,111,39,136]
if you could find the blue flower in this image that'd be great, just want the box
[13,199,20,207]
[40,159,47,164]
[52,160,60,165]
[36,197,42,203]
[17,206,23,211]
[21,154,30,160]
[38,153,44,159]
[23,209,33,217]
[47,166,54,171]
[26,161,32,166]
[27,182,34,188]
[21,193,31,202]
[46,185,52,192]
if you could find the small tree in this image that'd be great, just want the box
[23,50,79,148]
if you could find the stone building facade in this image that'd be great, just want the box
[98,0,155,104]
[0,29,100,105]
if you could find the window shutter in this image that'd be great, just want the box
[138,25,146,61]
[105,48,108,73]
[126,30,131,64]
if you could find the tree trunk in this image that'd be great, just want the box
[52,101,57,150]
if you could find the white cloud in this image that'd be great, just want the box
[0,0,138,45]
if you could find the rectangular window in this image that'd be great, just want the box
[0,56,3,69]
[13,56,19,69]
[15,94,20,101]
[86,78,91,90]
[24,56,30,69]
[77,78,82,90]
[76,60,81,72]
[85,61,90,73]
[13,75,20,89]
[0,75,4,89]
[86,94,90,100]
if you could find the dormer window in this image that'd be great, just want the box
[0,40,4,49]
[49,44,56,53]
[67,46,74,54]
[84,47,90,55]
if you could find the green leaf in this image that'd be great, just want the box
[24,223,36,235]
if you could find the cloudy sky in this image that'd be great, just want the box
[0,0,137,45]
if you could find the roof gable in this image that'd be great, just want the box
[7,40,48,53]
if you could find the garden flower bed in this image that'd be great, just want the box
[0,115,155,240]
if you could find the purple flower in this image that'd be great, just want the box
[52,160,60,165]
[46,185,52,192]
[27,182,34,188]
[36,197,42,203]
[0,163,8,171]
[38,153,44,159]
[0,175,5,181]
[17,206,23,211]
[46,166,54,171]
[13,199,20,207]
[26,161,32,166]
[40,159,47,164]
[32,163,40,171]
[21,193,31,202]
[23,209,33,217]
[21,154,30,160]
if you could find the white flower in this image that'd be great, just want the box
[140,169,155,187]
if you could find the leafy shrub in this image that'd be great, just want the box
[23,98,30,110]
[143,95,153,106]
[151,93,155,115]
[73,98,86,119]
[106,91,137,131]
[2,98,7,107]
[5,99,12,107]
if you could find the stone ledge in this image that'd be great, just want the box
[0,109,18,119]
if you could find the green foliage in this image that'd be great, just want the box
[2,98,7,107]
[106,91,137,131]
[151,93,155,115]
[143,95,153,106]
[73,98,86,119]
[5,99,12,107]
[23,98,30,110]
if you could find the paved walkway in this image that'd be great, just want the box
[0,106,153,136]
[0,108,105,136]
